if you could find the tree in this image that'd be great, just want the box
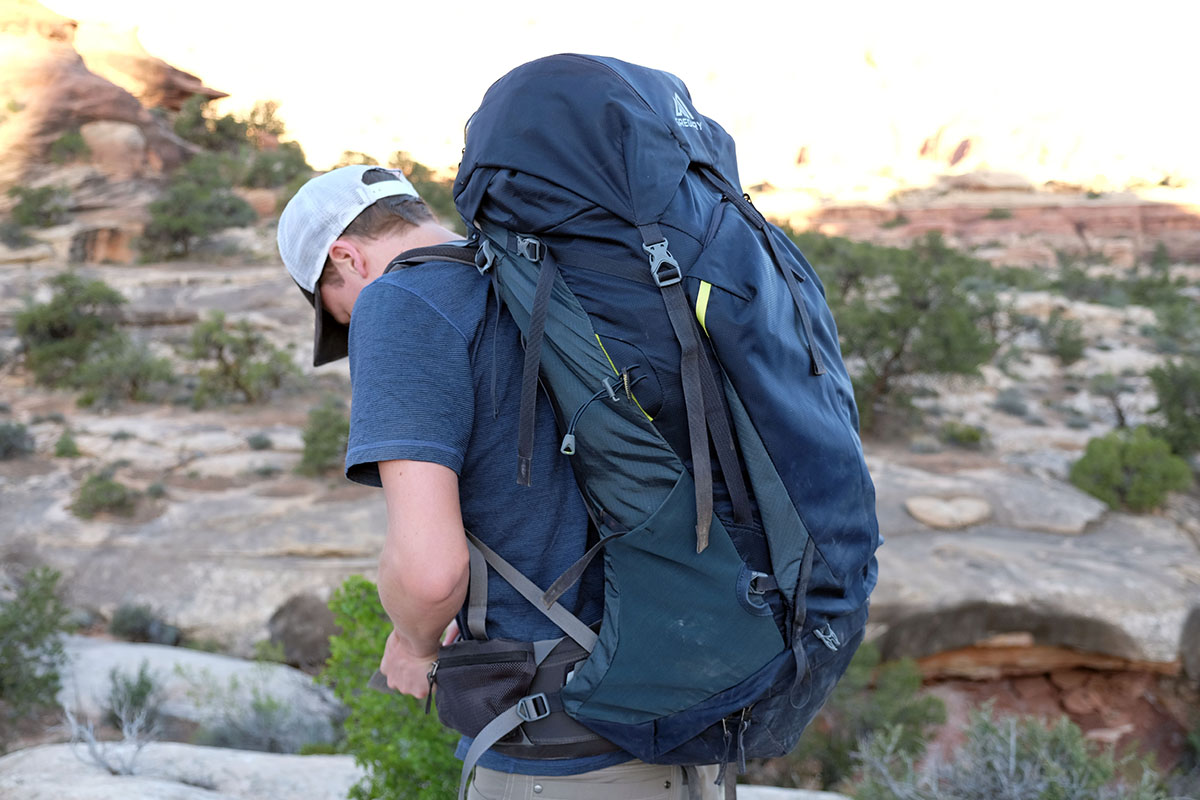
[388,151,463,234]
[785,229,1000,433]
[1148,358,1200,456]
[142,154,257,258]
[15,273,125,386]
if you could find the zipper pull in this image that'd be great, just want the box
[424,660,438,714]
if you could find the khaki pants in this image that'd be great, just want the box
[468,761,721,800]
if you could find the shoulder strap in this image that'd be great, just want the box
[384,242,480,274]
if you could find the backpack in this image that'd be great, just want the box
[407,53,881,799]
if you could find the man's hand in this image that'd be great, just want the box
[379,629,437,697]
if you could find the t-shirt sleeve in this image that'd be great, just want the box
[343,280,474,487]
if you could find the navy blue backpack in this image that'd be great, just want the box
[428,53,879,798]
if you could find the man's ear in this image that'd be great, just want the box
[328,239,371,279]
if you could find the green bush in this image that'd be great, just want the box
[73,335,175,408]
[784,229,999,433]
[246,433,273,450]
[322,575,459,800]
[72,469,138,519]
[185,311,299,407]
[334,151,378,168]
[241,141,312,189]
[992,387,1029,418]
[1148,358,1200,455]
[0,421,34,459]
[106,660,164,732]
[940,421,986,449]
[53,430,79,458]
[758,641,945,791]
[15,273,125,387]
[141,154,257,259]
[1041,308,1087,365]
[0,566,71,749]
[388,151,464,235]
[1069,426,1191,511]
[7,185,69,227]
[173,95,248,152]
[855,706,1183,800]
[0,219,34,248]
[47,129,90,164]
[181,665,333,753]
[109,603,180,645]
[297,396,350,477]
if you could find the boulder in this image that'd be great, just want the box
[57,636,344,747]
[0,743,361,800]
[905,495,992,529]
[267,592,339,670]
[72,21,226,111]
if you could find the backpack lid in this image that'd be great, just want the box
[454,53,741,230]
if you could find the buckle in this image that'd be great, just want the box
[643,240,681,287]
[475,240,495,275]
[516,692,551,722]
[515,235,544,263]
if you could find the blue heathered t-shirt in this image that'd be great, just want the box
[343,256,628,775]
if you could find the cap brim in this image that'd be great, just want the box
[298,283,349,367]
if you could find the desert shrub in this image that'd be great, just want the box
[334,150,378,168]
[1069,426,1191,512]
[322,575,459,800]
[173,95,248,152]
[106,660,165,733]
[758,641,945,791]
[7,184,69,227]
[108,602,180,645]
[14,272,125,386]
[252,639,287,664]
[0,566,71,749]
[181,664,335,753]
[940,421,986,449]
[1090,373,1134,429]
[47,128,90,164]
[297,396,350,477]
[1041,308,1087,365]
[1150,297,1200,357]
[992,387,1029,418]
[0,219,33,248]
[72,469,138,519]
[185,311,299,407]
[0,421,34,459]
[246,433,273,450]
[73,335,175,408]
[54,430,79,457]
[1148,358,1200,456]
[142,154,257,258]
[984,207,1013,220]
[241,141,312,189]
[785,229,999,434]
[855,706,1183,800]
[388,151,464,235]
[880,213,910,229]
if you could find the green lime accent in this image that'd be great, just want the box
[695,280,713,336]
[594,334,653,421]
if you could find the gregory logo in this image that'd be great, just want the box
[673,93,702,130]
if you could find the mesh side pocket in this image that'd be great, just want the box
[433,639,537,739]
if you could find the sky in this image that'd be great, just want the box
[44,0,1200,200]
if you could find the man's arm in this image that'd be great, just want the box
[376,458,470,696]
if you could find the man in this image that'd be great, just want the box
[277,164,717,799]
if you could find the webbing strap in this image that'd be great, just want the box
[724,768,737,800]
[640,223,713,552]
[466,543,488,641]
[696,166,825,376]
[541,531,626,607]
[696,346,753,526]
[683,765,702,800]
[516,244,558,486]
[465,533,598,652]
[787,538,817,707]
[455,693,565,800]
[383,243,478,273]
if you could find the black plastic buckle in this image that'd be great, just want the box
[515,235,544,263]
[643,240,681,287]
[516,692,551,722]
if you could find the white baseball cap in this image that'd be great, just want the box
[277,165,419,366]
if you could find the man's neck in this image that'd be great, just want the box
[396,222,463,251]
